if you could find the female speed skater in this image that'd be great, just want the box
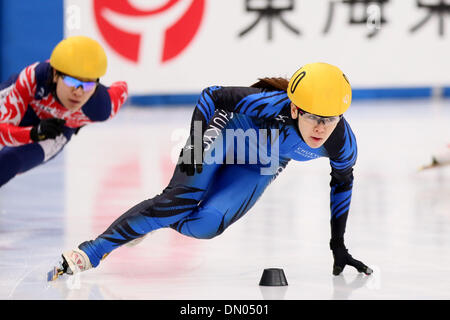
[49,62,372,281]
[0,35,128,187]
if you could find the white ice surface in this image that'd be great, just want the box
[1,99,449,300]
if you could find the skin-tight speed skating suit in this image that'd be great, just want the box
[78,86,357,268]
[0,61,128,186]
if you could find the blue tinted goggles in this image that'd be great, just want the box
[61,74,98,92]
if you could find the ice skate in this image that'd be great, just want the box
[47,248,93,281]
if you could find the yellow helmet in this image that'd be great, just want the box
[287,62,352,117]
[50,36,107,79]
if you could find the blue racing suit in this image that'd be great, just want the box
[80,86,357,267]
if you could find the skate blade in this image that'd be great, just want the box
[47,266,65,282]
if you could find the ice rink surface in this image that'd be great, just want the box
[0,99,449,300]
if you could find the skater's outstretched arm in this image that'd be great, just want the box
[324,118,372,276]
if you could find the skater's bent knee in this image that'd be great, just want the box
[182,206,227,240]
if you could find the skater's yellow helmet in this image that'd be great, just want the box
[287,62,352,117]
[50,36,107,79]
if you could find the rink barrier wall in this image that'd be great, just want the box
[0,0,63,81]
[127,87,450,107]
[1,2,449,103]
[444,87,450,98]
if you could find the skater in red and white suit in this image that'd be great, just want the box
[0,35,128,187]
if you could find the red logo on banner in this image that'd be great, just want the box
[93,0,205,63]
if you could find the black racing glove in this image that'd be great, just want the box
[30,118,66,142]
[178,144,203,176]
[330,238,373,276]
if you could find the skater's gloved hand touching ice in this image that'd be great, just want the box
[30,118,66,142]
[330,238,373,276]
[178,138,203,176]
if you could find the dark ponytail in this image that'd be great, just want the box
[250,77,289,92]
